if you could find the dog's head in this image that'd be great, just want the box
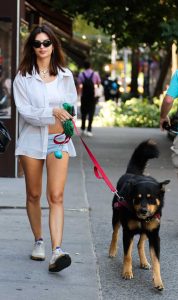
[130,178,170,220]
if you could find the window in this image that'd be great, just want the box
[0,19,12,119]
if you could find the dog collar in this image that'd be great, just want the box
[113,198,161,222]
[143,213,161,223]
[113,199,128,209]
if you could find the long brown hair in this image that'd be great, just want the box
[19,25,66,76]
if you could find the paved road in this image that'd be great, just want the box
[0,126,178,300]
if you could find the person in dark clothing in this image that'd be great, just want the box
[102,73,111,101]
[78,61,101,137]
[102,74,120,103]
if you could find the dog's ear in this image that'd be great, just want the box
[160,180,170,191]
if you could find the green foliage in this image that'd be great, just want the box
[98,98,160,128]
[39,0,178,49]
[161,20,178,46]
[73,16,111,74]
[73,15,104,37]
[169,97,178,116]
[20,23,29,40]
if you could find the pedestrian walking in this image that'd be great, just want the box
[160,70,178,168]
[102,73,112,101]
[13,25,77,273]
[102,74,120,103]
[78,60,101,137]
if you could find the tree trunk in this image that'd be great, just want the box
[153,47,172,98]
[130,48,139,97]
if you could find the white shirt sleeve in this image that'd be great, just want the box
[62,71,78,119]
[13,73,55,126]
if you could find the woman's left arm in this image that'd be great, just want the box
[64,73,78,118]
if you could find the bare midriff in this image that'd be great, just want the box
[43,76,64,134]
[48,118,64,134]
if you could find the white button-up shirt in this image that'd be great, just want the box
[13,68,77,159]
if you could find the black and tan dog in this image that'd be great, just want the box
[109,139,170,291]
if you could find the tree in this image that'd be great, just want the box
[73,16,111,76]
[41,1,178,47]
[40,0,178,96]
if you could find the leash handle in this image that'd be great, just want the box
[72,120,117,194]
[53,134,71,144]
[162,121,178,134]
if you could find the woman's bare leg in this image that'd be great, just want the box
[20,155,44,240]
[46,152,69,250]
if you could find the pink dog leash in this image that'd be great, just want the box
[72,120,122,199]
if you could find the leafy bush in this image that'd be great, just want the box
[98,98,160,128]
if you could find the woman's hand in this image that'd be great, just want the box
[160,115,170,131]
[52,107,73,122]
[160,95,173,131]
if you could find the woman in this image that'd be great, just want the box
[13,25,77,272]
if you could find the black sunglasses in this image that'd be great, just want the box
[32,39,52,48]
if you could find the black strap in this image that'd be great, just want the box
[82,72,94,80]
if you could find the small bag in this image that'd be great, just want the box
[63,103,75,137]
[0,121,11,153]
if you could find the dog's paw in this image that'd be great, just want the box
[108,250,117,258]
[122,271,134,280]
[108,245,118,257]
[140,262,151,270]
[109,253,116,258]
[154,283,164,291]
[153,277,164,291]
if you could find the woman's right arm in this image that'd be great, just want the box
[160,95,174,130]
[13,74,56,126]
[160,71,178,130]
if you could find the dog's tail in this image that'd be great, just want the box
[126,139,159,175]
